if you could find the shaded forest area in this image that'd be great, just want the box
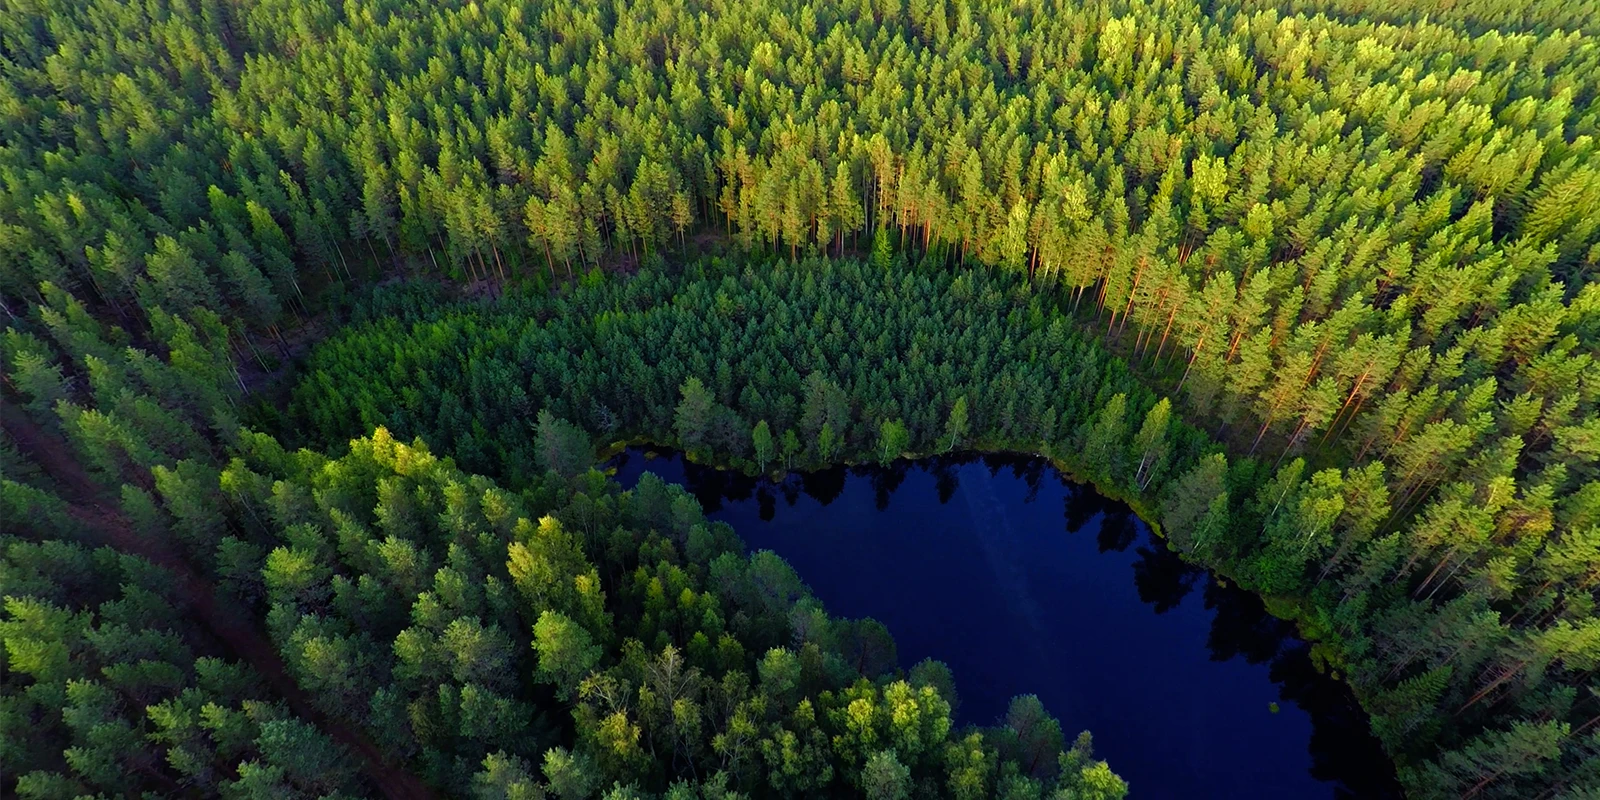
[7,410,1126,797]
[292,258,1598,798]
[2,0,1598,797]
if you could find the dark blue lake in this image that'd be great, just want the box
[612,449,1397,800]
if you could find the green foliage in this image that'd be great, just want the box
[861,749,911,799]
[534,611,604,702]
[291,252,1600,796]
[292,260,1185,484]
[0,533,369,798]
[751,420,775,470]
[4,0,1600,795]
[211,429,1117,796]
[674,378,716,459]
[537,410,595,479]
[943,396,970,453]
[877,419,911,465]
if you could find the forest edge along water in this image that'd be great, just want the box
[10,0,1600,793]
[280,256,1600,799]
[611,446,1401,800]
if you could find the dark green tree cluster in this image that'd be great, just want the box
[3,0,1599,797]
[3,408,1129,798]
[288,259,1208,482]
[212,426,1127,798]
[0,480,371,798]
[2,285,242,490]
[290,257,1600,799]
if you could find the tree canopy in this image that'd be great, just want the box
[3,0,1599,796]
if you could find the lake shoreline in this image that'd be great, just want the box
[605,444,1402,799]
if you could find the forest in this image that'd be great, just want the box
[1,0,1598,797]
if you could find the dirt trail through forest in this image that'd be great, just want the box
[2,413,436,800]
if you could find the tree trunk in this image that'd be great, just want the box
[1459,657,1534,713]
[490,242,508,283]
[1175,333,1208,394]
[1249,414,1278,455]
[1152,300,1181,363]
[1114,258,1147,339]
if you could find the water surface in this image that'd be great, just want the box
[613,449,1397,799]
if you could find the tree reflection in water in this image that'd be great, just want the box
[611,447,1400,799]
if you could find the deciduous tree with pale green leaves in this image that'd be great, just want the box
[752,420,774,470]
[878,419,910,464]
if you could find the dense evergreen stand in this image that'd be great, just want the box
[3,0,1599,797]
[288,257,1600,798]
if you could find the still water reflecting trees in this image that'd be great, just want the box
[615,448,1400,799]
